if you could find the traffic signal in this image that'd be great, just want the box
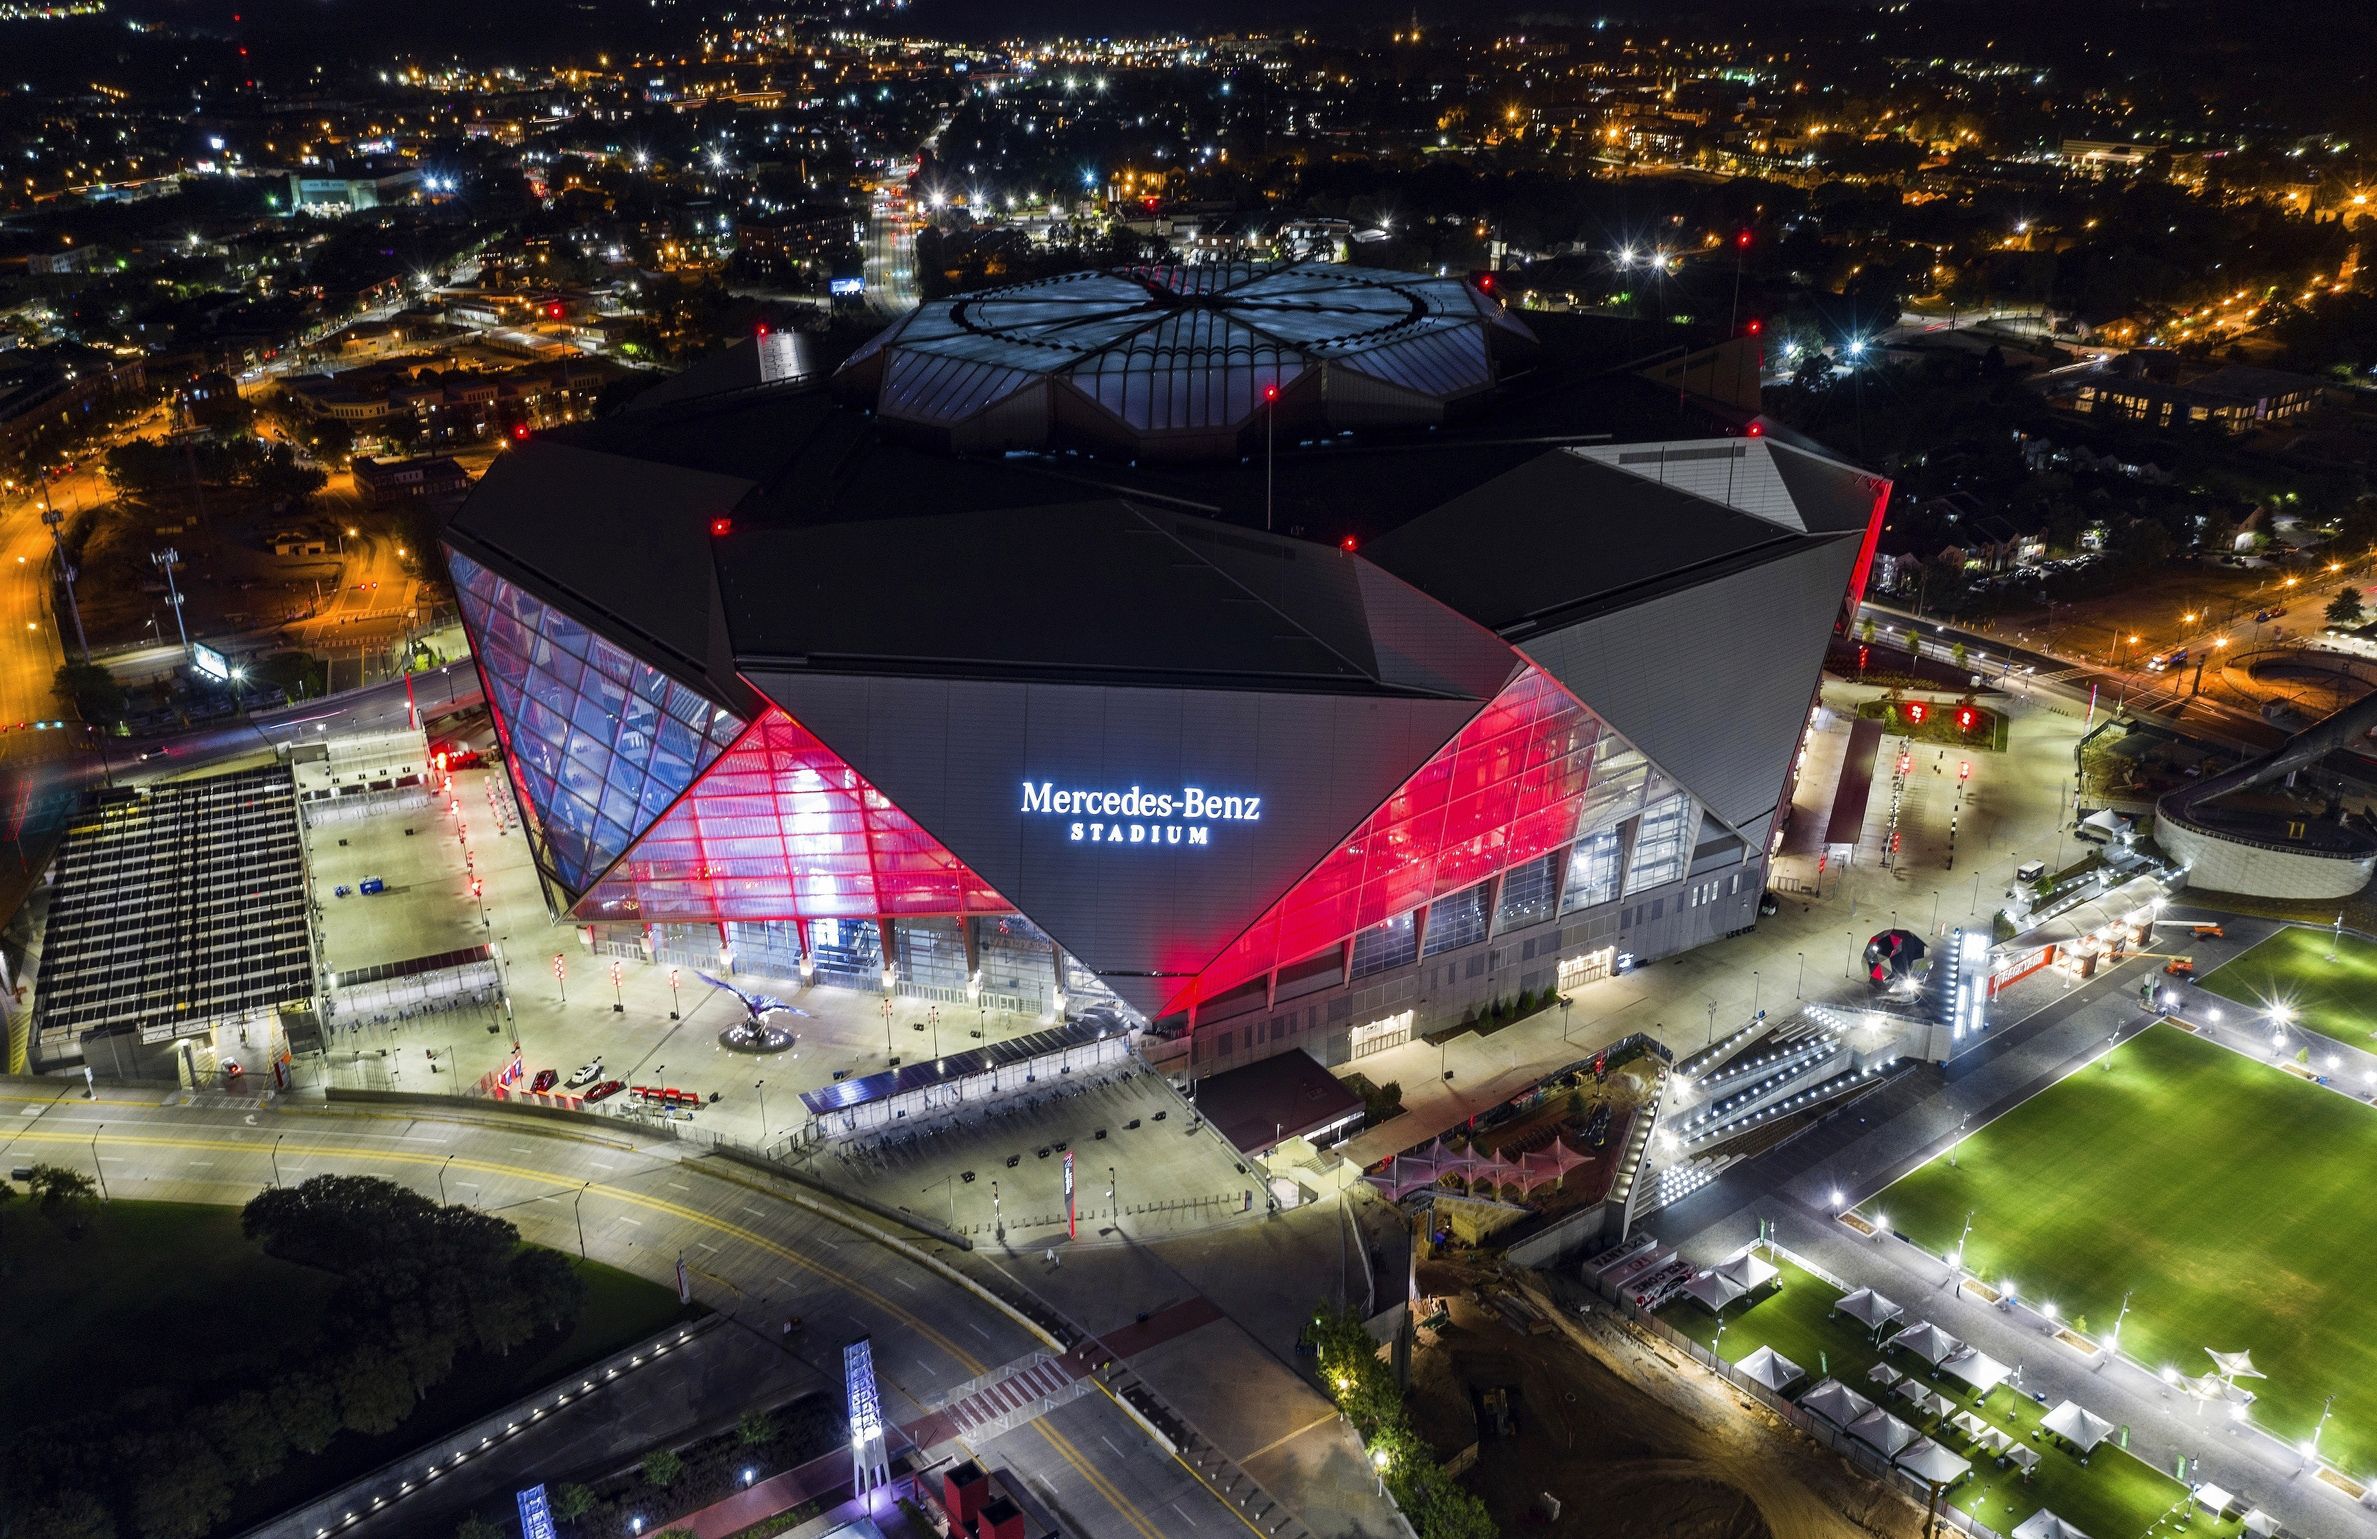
[1956,705,1977,732]
[1906,700,1928,725]
[1857,644,1870,671]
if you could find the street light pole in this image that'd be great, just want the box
[574,1180,590,1258]
[91,1124,107,1200]
[271,1133,285,1188]
[438,1153,454,1205]
[754,1079,768,1144]
[1795,952,1806,999]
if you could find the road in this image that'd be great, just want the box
[0,1087,1267,1539]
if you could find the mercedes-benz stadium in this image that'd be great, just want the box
[442,261,1888,1076]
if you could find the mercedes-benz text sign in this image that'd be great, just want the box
[1020,781,1262,847]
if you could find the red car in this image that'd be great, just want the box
[584,1079,625,1103]
[530,1068,559,1093]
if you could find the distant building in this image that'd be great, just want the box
[2074,365,2336,434]
[285,167,422,216]
[2060,139,2157,177]
[0,344,146,461]
[352,454,469,510]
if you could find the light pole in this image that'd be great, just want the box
[1954,1208,1974,1271]
[754,1079,768,1144]
[574,1180,590,1258]
[928,1004,941,1058]
[1370,1447,1389,1497]
[271,1133,286,1187]
[1108,1165,1117,1220]
[2111,1290,2132,1349]
[1795,952,1805,999]
[2311,1394,2336,1465]
[553,952,567,1003]
[668,966,681,1020]
[91,1124,107,1200]
[152,547,190,655]
[609,959,624,1014]
[882,995,894,1059]
[1751,971,1760,1019]
[1262,381,1278,531]
[1559,993,1574,1047]
[992,1178,1003,1241]
[438,1153,455,1205]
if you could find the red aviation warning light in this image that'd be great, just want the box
[1340,535,1358,552]
[511,422,529,441]
[1736,229,1753,249]
[710,517,733,537]
[1262,382,1279,404]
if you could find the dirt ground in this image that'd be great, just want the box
[1403,1260,1924,1539]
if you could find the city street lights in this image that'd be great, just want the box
[91,1124,107,1200]
[991,1178,1003,1240]
[1795,952,1806,999]
[1108,1165,1117,1220]
[610,959,624,1014]
[668,967,681,1020]
[1559,993,1574,1047]
[754,1079,768,1144]
[1370,1446,1390,1497]
[1953,1209,1975,1270]
[438,1154,455,1205]
[271,1133,286,1188]
[574,1180,591,1258]
[2111,1290,2132,1349]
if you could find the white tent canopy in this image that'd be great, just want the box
[2206,1349,2266,1380]
[1682,1270,1749,1313]
[2011,1510,2090,1539]
[1868,1363,1905,1391]
[1897,1439,1974,1486]
[1838,1287,1904,1331]
[1737,1345,1805,1393]
[2194,1485,2237,1517]
[1801,1379,1876,1427]
[1848,1407,1920,1457]
[1717,1250,1780,1292]
[1889,1320,1965,1366]
[1942,1347,2013,1396]
[2042,1400,2117,1454]
[2241,1509,2279,1537]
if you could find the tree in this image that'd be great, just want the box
[335,1345,418,1435]
[551,1484,597,1522]
[453,1518,504,1539]
[643,1448,685,1489]
[737,1409,780,1447]
[203,1389,290,1485]
[26,1164,99,1237]
[270,1371,342,1454]
[54,662,127,727]
[2327,588,2365,628]
[1950,641,1969,672]
[128,1443,234,1539]
[18,1490,116,1539]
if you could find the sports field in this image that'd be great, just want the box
[2196,925,2377,1042]
[1868,1023,2377,1477]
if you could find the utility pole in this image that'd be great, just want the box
[41,500,90,663]
[152,547,190,656]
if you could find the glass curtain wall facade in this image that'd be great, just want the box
[575,707,1013,926]
[453,552,747,894]
[1177,665,1680,1013]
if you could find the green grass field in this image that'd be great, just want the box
[1660,1257,2226,1539]
[1868,1023,2377,1478]
[2196,926,2377,1042]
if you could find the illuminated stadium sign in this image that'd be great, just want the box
[1020,781,1262,846]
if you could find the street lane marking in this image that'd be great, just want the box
[617,1217,643,1227]
[742,1205,767,1217]
[1170,1502,1201,1528]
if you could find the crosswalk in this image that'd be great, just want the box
[930,1354,1088,1443]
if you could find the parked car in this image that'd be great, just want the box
[530,1068,559,1093]
[358,876,386,895]
[566,1059,603,1087]
[584,1079,626,1103]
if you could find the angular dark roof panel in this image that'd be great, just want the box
[1362,449,1801,637]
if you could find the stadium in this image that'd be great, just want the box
[441,261,1889,1075]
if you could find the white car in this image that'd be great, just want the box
[566,1059,603,1088]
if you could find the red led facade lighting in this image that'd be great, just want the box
[1171,664,1623,1015]
[576,707,1012,925]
